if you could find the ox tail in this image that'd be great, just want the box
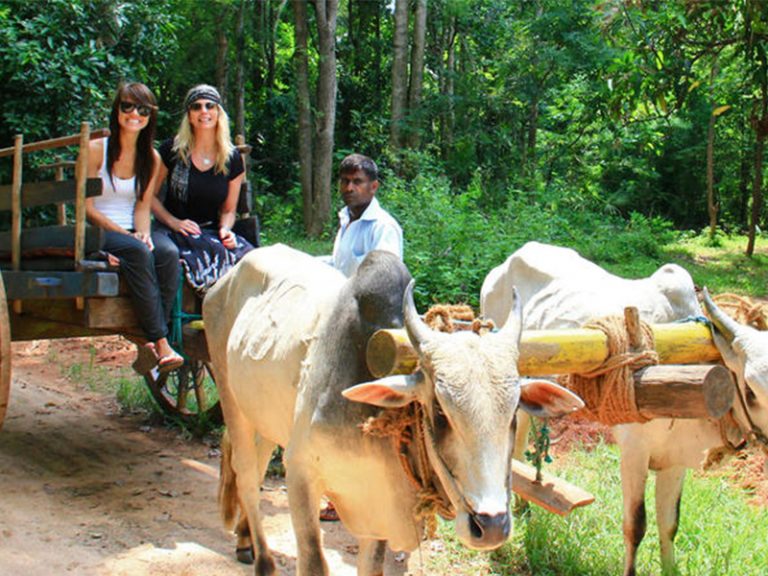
[218,428,240,530]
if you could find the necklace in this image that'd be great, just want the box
[196,150,213,166]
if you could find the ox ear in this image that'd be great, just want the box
[343,372,425,408]
[519,378,585,418]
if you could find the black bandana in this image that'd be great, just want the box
[185,85,222,109]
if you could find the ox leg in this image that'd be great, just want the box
[232,431,278,576]
[619,449,649,576]
[357,538,387,576]
[234,513,253,564]
[286,465,328,576]
[655,466,686,575]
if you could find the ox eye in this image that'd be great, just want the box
[433,401,449,431]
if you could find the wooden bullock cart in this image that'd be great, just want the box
[0,124,258,430]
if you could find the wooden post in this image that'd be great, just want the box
[367,322,722,378]
[55,163,67,224]
[73,123,90,310]
[235,134,252,216]
[11,134,23,314]
[624,306,643,350]
[73,122,90,267]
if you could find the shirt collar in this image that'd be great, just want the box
[338,196,383,225]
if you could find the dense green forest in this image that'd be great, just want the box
[3,0,768,303]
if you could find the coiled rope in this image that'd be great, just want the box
[564,314,658,425]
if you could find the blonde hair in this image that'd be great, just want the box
[173,102,236,175]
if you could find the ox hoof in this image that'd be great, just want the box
[236,545,254,565]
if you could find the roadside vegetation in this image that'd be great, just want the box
[422,440,768,576]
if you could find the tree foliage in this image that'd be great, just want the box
[3,0,768,270]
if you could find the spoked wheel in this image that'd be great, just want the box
[0,272,10,431]
[143,359,222,427]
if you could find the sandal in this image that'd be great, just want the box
[319,502,339,522]
[157,352,184,374]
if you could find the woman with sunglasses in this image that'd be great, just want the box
[152,84,253,293]
[86,82,184,373]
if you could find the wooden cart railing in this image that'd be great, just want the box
[0,125,258,430]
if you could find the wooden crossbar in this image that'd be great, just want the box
[0,128,109,157]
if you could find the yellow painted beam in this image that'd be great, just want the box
[366,322,721,378]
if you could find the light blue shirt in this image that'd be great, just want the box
[331,196,403,277]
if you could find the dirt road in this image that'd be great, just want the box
[0,338,420,575]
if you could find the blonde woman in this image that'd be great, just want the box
[86,82,183,372]
[152,84,254,292]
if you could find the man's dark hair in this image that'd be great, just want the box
[339,153,378,181]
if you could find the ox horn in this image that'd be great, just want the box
[403,280,433,353]
[702,287,740,344]
[497,286,523,344]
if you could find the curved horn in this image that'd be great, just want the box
[403,280,433,353]
[702,287,740,344]
[497,286,523,344]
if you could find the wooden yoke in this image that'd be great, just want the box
[368,321,721,379]
[367,319,732,421]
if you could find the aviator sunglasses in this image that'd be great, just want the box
[119,101,152,117]
[189,101,218,112]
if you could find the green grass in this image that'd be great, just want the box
[422,442,768,575]
[58,346,159,417]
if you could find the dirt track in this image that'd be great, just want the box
[0,338,419,575]
[2,337,765,575]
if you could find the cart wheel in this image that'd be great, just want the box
[143,359,222,426]
[0,272,11,431]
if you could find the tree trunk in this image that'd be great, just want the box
[233,0,247,139]
[268,0,288,93]
[706,62,719,240]
[738,115,751,227]
[309,0,339,237]
[746,73,768,256]
[390,0,409,150]
[293,0,313,234]
[706,107,718,239]
[406,0,427,149]
[439,19,457,161]
[526,94,539,177]
[746,116,765,256]
[215,8,230,106]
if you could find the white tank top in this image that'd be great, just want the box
[94,137,137,230]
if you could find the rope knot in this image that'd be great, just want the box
[564,311,658,425]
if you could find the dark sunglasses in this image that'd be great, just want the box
[119,101,152,117]
[189,101,218,112]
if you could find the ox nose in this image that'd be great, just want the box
[468,511,511,547]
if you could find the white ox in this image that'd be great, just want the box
[203,244,583,576]
[481,241,768,576]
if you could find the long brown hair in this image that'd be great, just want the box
[107,82,158,200]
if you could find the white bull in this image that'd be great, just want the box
[203,244,583,576]
[480,241,768,576]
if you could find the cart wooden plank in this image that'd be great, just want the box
[0,178,102,210]
[7,299,136,341]
[1,270,119,300]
